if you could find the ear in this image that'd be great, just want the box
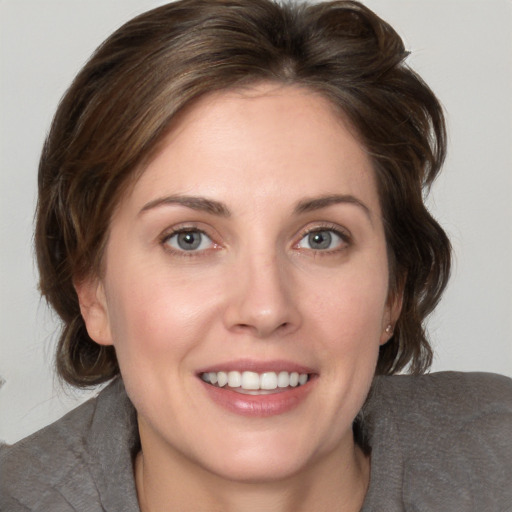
[74,276,113,346]
[379,287,404,346]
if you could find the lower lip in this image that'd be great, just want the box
[200,378,316,417]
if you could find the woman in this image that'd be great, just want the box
[1,1,511,510]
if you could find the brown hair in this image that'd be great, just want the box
[35,0,450,387]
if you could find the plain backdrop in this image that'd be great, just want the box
[1,0,511,444]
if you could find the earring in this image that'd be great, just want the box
[385,324,393,335]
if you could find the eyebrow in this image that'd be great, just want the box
[140,193,371,220]
[294,194,372,219]
[140,195,231,217]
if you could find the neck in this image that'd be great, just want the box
[134,432,370,512]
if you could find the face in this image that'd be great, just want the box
[78,84,398,483]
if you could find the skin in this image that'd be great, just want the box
[77,83,400,512]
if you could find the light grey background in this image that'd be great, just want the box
[1,0,511,444]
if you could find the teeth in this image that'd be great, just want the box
[201,370,310,390]
[277,371,290,388]
[260,372,278,390]
[227,371,241,388]
[241,371,260,390]
[217,371,228,387]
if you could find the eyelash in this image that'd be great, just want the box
[294,224,352,255]
[159,223,352,257]
[160,226,218,257]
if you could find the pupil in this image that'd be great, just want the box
[309,231,331,250]
[177,232,201,250]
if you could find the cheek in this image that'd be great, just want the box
[103,266,221,360]
[306,262,389,363]
[313,266,389,330]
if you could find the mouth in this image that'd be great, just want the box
[200,370,311,395]
[197,363,317,417]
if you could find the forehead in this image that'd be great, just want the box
[123,83,379,215]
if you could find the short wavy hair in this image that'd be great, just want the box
[35,0,451,387]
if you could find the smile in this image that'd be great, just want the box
[197,361,317,416]
[200,370,310,394]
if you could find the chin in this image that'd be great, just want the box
[191,429,329,484]
[207,451,310,484]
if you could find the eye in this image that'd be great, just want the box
[297,229,347,251]
[164,229,214,252]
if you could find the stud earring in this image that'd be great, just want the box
[385,324,393,335]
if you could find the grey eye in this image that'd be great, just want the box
[166,230,213,251]
[297,229,345,251]
[308,231,332,250]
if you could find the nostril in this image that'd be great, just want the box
[223,290,302,338]
[232,320,291,337]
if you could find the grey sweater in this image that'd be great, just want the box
[1,372,511,511]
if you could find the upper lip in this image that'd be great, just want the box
[196,359,316,375]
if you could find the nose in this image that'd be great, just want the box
[223,250,302,339]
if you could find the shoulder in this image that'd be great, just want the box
[374,370,512,416]
[373,371,512,441]
[0,378,138,512]
[371,371,512,456]
[1,399,98,511]
[366,372,512,510]
[376,369,512,396]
